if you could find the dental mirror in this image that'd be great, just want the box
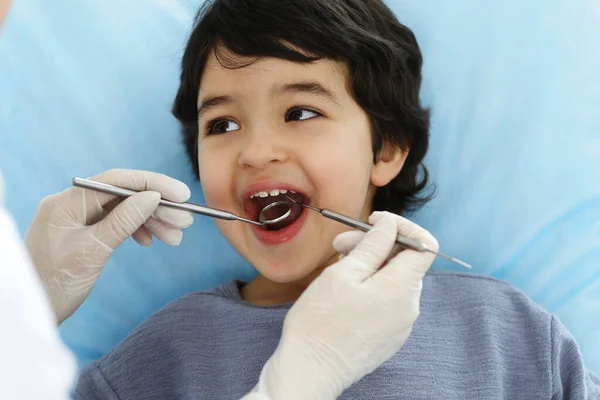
[258,201,292,225]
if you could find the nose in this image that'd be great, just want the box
[237,130,288,170]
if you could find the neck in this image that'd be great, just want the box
[241,253,339,305]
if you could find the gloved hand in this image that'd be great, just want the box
[244,211,438,400]
[24,169,194,324]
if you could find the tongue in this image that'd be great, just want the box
[252,192,306,231]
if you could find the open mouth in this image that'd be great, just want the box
[245,189,309,231]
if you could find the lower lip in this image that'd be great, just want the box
[250,207,309,245]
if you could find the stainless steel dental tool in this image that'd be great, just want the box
[72,177,471,268]
[71,178,291,226]
[284,196,472,269]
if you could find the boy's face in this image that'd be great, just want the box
[197,48,405,284]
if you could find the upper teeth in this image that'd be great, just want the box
[250,189,295,199]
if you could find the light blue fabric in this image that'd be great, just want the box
[0,0,598,372]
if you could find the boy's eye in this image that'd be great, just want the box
[206,119,241,135]
[285,107,321,122]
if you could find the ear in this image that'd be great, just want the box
[370,141,408,187]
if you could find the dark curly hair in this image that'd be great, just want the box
[172,0,433,215]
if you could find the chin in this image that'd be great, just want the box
[254,258,315,283]
[252,250,337,285]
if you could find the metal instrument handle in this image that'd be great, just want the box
[71,177,260,224]
[320,209,427,251]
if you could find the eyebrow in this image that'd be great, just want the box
[274,81,340,106]
[197,95,235,117]
[197,81,340,116]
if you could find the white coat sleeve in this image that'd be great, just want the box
[0,171,78,400]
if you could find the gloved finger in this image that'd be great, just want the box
[368,214,438,289]
[368,248,434,294]
[153,206,194,229]
[144,217,183,246]
[369,212,438,251]
[132,225,153,247]
[82,169,191,210]
[334,229,406,263]
[332,230,365,256]
[338,213,397,282]
[95,191,161,249]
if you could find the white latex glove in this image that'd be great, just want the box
[245,211,438,400]
[0,171,76,400]
[24,169,194,324]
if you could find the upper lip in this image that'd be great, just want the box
[239,180,311,219]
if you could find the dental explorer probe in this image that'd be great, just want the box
[285,196,472,269]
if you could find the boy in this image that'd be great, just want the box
[75,0,600,398]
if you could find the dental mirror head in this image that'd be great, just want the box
[258,201,292,225]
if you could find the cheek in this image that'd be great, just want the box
[197,146,241,245]
[306,128,374,216]
[197,146,232,207]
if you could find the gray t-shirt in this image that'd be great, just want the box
[74,271,600,399]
